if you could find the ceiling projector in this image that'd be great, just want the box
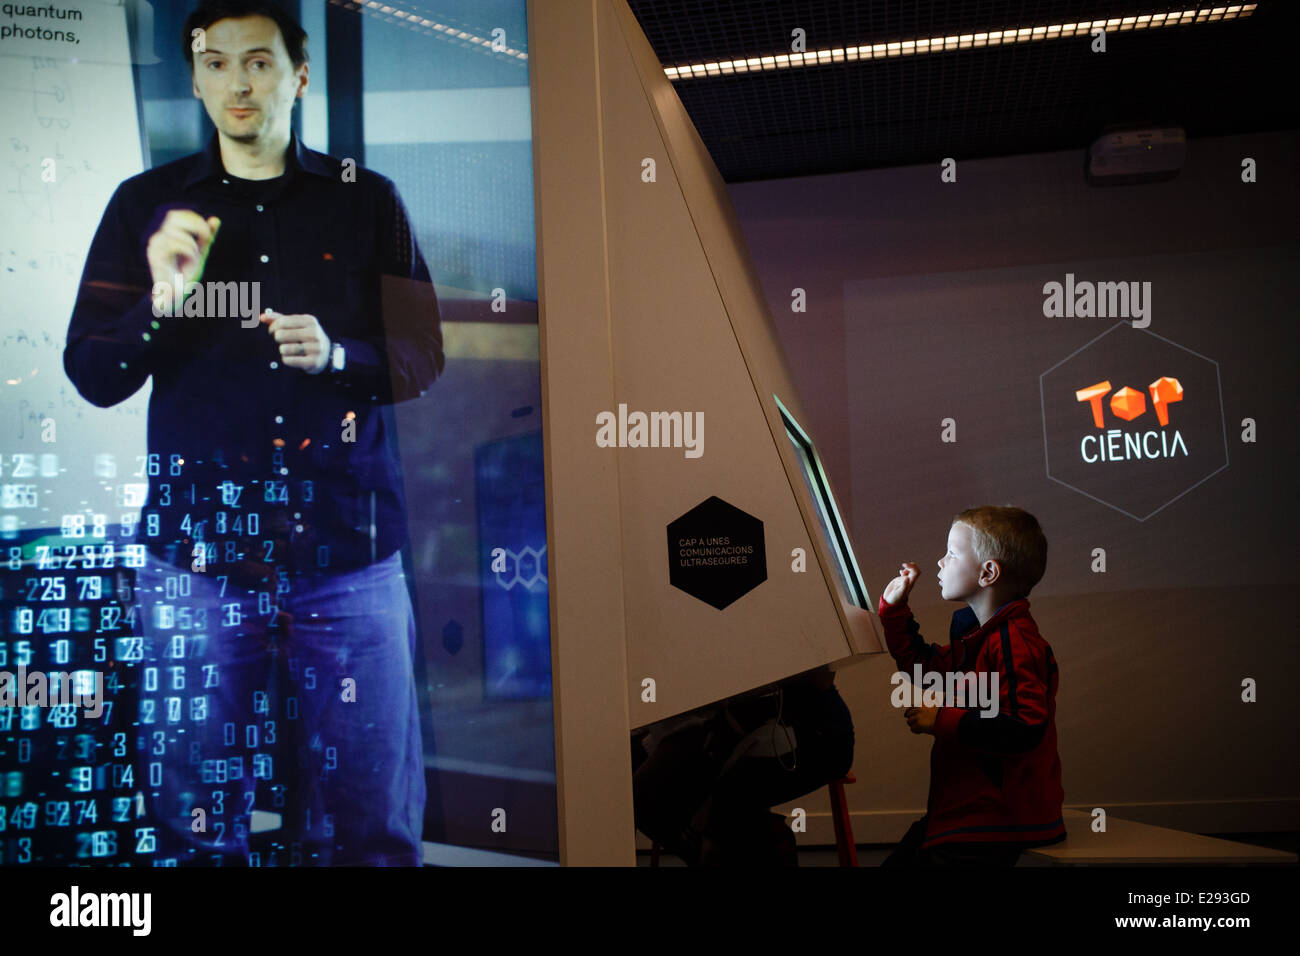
[1086,124,1186,185]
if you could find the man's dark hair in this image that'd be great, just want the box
[183,1,309,71]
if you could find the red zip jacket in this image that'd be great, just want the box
[878,595,1065,849]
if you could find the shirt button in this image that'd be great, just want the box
[222,178,230,185]
[275,415,284,424]
[260,254,270,263]
[256,204,264,212]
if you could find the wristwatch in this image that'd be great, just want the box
[330,341,346,372]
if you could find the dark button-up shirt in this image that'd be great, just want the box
[65,132,444,579]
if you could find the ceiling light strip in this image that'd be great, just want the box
[663,4,1255,79]
[331,0,529,60]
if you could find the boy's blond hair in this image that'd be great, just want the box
[953,505,1048,598]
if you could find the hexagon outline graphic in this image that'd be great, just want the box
[493,545,549,592]
[1038,321,1230,522]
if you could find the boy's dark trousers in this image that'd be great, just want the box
[881,816,1023,867]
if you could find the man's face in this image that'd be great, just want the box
[191,15,307,147]
[937,522,989,602]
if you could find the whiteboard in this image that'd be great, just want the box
[0,0,147,537]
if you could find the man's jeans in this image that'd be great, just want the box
[133,551,425,866]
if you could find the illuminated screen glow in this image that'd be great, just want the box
[775,397,869,609]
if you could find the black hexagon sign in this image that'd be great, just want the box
[667,496,767,609]
[1040,323,1228,521]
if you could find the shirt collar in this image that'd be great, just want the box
[183,130,334,188]
[949,598,1027,643]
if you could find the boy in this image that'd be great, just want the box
[878,506,1064,866]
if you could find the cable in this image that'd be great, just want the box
[773,685,797,772]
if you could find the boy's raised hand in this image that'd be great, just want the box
[882,561,921,606]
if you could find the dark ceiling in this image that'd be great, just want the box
[623,1,1299,183]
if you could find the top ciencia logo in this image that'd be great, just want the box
[1074,376,1187,463]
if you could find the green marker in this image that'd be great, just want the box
[172,217,220,314]
[191,216,221,287]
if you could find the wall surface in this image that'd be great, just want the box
[727,130,1300,840]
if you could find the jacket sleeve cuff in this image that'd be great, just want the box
[127,294,162,341]
[326,335,386,393]
[955,711,1048,753]
[934,706,967,741]
[109,294,175,367]
[877,595,911,618]
[331,335,382,372]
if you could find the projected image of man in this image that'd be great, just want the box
[64,0,443,866]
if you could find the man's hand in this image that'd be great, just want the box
[261,310,331,374]
[882,561,921,606]
[147,210,221,310]
[904,705,940,735]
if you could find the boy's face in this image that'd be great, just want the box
[937,522,994,602]
[191,15,307,148]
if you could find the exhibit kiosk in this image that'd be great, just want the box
[531,0,885,865]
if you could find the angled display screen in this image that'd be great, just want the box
[775,396,869,609]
